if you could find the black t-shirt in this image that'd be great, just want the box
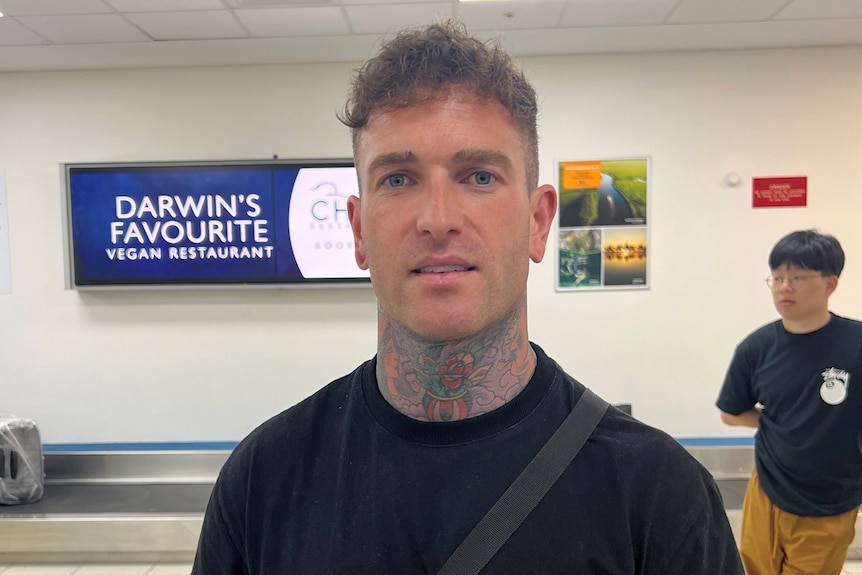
[194,344,743,574]
[717,313,862,516]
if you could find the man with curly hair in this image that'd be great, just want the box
[193,21,743,574]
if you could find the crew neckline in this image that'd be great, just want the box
[360,343,558,446]
[779,311,839,337]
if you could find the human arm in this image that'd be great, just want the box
[719,406,761,428]
[639,442,745,574]
[653,476,744,575]
[656,476,744,575]
[191,478,247,575]
[716,333,762,429]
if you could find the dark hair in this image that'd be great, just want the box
[338,20,540,189]
[769,229,845,277]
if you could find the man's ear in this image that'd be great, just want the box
[529,184,558,264]
[347,195,369,270]
[825,274,838,296]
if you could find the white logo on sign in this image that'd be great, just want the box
[288,167,368,279]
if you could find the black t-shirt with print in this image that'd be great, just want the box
[718,313,862,516]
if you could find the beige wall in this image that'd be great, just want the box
[1,46,860,444]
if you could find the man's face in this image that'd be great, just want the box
[348,93,556,342]
[769,263,836,325]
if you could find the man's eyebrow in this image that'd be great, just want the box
[453,149,512,168]
[366,149,512,172]
[367,151,416,172]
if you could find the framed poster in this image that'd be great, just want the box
[555,157,649,291]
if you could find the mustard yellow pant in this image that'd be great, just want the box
[740,468,858,575]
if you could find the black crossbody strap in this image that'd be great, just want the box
[438,388,609,575]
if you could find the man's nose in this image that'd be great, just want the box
[416,177,464,238]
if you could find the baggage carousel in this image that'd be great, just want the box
[0,451,223,563]
[0,447,858,563]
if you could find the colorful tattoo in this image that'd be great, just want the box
[375,303,535,422]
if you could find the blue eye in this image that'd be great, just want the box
[472,171,495,186]
[385,174,407,188]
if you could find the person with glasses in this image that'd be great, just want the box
[717,229,862,575]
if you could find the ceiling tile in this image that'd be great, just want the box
[0,17,50,46]
[559,0,677,27]
[1,0,862,72]
[103,0,225,11]
[345,3,454,34]
[235,7,350,36]
[458,1,565,31]
[124,10,247,40]
[227,0,336,5]
[15,14,150,43]
[669,0,787,24]
[0,0,112,16]
[342,0,448,4]
[776,0,862,19]
[495,18,862,56]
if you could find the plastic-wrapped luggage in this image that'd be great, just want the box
[0,413,45,505]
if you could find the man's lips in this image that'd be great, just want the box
[413,265,473,274]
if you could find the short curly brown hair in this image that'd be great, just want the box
[339,20,540,189]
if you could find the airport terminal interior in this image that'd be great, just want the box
[3,0,862,573]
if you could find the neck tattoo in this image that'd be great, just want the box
[375,308,536,422]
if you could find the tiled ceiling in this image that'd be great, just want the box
[0,0,861,71]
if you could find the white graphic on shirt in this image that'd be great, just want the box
[819,367,850,405]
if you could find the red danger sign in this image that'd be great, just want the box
[752,176,807,208]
